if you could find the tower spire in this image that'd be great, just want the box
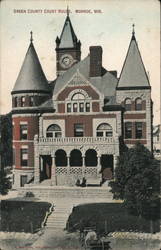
[67,5,69,16]
[30,31,33,43]
[132,24,135,39]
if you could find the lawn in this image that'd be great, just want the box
[66,203,160,234]
[0,199,51,233]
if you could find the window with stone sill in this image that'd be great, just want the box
[46,124,62,138]
[96,123,113,137]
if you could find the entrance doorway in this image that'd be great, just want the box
[101,154,113,180]
[40,155,52,182]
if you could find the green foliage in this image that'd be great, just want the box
[109,142,160,218]
[0,168,11,195]
[0,112,12,167]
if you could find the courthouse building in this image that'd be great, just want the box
[11,14,153,188]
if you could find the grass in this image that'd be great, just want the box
[0,199,51,233]
[66,203,160,234]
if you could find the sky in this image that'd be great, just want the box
[0,0,160,125]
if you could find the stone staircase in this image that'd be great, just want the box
[46,199,74,229]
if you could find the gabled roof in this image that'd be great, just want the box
[59,16,78,48]
[53,55,118,98]
[117,33,150,89]
[12,41,50,94]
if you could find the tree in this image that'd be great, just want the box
[109,143,160,217]
[0,168,11,195]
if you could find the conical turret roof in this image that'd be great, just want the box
[117,30,150,89]
[59,15,78,48]
[12,39,50,94]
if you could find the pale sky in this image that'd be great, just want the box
[0,0,160,125]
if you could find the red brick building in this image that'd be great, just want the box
[11,14,152,188]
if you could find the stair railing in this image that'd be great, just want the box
[41,202,55,228]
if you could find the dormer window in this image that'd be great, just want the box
[135,98,142,111]
[124,98,132,111]
[30,96,34,106]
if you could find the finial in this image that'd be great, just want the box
[132,23,135,36]
[30,31,33,43]
[67,5,69,16]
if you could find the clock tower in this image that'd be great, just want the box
[55,11,81,76]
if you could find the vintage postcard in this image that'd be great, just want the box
[0,0,160,249]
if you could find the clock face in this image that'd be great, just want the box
[59,54,74,69]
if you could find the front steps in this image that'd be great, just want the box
[18,186,113,200]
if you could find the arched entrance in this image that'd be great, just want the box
[101,154,113,180]
[70,149,82,166]
[55,149,67,166]
[40,155,52,182]
[85,149,97,166]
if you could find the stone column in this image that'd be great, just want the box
[113,155,118,179]
[51,154,57,186]
[97,155,101,175]
[82,155,85,177]
[34,153,40,184]
[67,155,70,175]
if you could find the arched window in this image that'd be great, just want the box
[70,149,82,166]
[72,93,85,100]
[124,98,132,111]
[96,123,113,137]
[85,149,97,166]
[135,98,142,111]
[46,124,62,138]
[55,150,67,166]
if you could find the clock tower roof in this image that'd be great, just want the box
[58,15,79,49]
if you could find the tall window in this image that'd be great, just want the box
[74,124,84,137]
[67,103,71,112]
[135,98,142,111]
[73,103,78,112]
[21,148,28,166]
[96,123,113,137]
[46,124,62,138]
[125,122,132,139]
[124,98,132,111]
[79,103,84,112]
[20,124,28,140]
[21,96,25,107]
[135,122,143,139]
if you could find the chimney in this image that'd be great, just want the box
[90,46,102,77]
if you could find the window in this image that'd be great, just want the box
[135,98,142,111]
[67,103,71,112]
[125,98,132,111]
[135,122,143,139]
[30,96,34,106]
[21,96,25,107]
[46,124,62,138]
[125,122,132,139]
[96,123,113,137]
[79,103,84,112]
[73,103,78,112]
[86,103,90,112]
[15,97,18,107]
[74,124,84,137]
[20,124,28,140]
[21,148,28,166]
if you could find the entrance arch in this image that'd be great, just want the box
[70,149,82,166]
[85,149,97,166]
[55,149,67,166]
[101,154,113,180]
